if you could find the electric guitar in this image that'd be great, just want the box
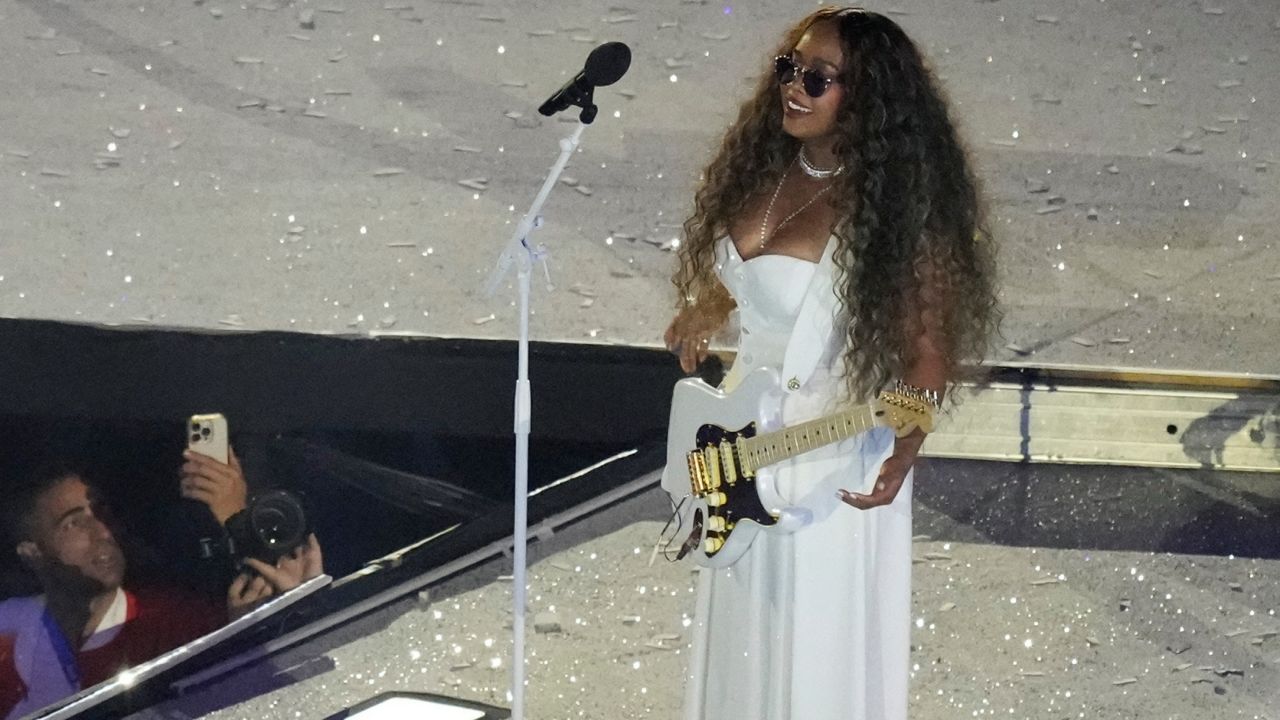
[661,366,935,568]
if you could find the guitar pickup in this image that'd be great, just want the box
[687,451,708,495]
[703,445,722,491]
[718,441,737,485]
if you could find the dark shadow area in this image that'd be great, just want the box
[914,457,1280,559]
[1179,395,1280,468]
[0,417,631,599]
[0,318,683,720]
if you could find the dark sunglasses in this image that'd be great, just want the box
[774,55,840,98]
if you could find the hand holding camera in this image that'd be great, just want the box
[226,533,323,620]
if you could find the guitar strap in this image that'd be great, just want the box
[780,235,840,394]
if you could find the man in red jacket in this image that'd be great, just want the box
[0,460,320,720]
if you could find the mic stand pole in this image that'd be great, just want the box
[484,119,588,720]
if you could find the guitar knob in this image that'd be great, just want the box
[704,537,724,554]
[705,492,727,507]
[707,515,726,532]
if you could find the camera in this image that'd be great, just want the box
[223,490,311,565]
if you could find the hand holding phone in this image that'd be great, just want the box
[187,413,228,463]
[182,414,246,524]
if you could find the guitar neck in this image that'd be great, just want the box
[738,404,878,474]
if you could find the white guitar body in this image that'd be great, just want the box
[662,368,814,569]
[662,367,933,568]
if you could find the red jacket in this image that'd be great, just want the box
[1,586,225,719]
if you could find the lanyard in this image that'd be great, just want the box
[38,609,80,689]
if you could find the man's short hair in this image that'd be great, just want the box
[2,460,86,548]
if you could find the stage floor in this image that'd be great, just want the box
[134,459,1280,719]
[0,0,1277,374]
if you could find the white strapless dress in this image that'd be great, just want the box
[682,237,913,720]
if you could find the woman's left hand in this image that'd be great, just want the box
[838,451,914,510]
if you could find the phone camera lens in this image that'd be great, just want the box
[191,422,201,431]
[190,433,201,443]
[200,427,211,437]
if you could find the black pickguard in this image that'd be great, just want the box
[695,422,778,530]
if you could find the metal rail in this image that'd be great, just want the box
[926,363,1280,472]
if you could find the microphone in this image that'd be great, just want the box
[538,41,631,124]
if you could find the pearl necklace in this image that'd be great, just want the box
[758,157,834,251]
[798,146,844,179]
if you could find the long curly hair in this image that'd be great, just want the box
[674,6,1000,401]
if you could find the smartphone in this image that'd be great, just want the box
[187,413,229,464]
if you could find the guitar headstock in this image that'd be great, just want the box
[874,385,937,436]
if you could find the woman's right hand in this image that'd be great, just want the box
[664,306,724,374]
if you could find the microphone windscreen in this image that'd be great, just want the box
[583,42,632,87]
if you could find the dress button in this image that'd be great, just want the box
[741,353,754,365]
[738,298,751,308]
[741,327,751,335]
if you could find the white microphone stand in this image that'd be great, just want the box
[484,119,588,720]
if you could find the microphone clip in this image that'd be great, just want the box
[539,77,598,124]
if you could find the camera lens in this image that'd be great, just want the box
[191,422,201,431]
[200,427,211,437]
[249,491,307,556]
[255,508,289,543]
[190,433,202,443]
